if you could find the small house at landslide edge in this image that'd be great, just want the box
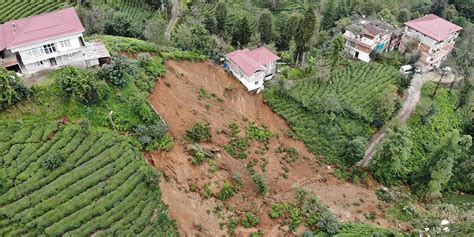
[225,47,280,91]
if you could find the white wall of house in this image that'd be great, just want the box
[8,33,90,74]
[344,43,371,62]
[227,60,266,91]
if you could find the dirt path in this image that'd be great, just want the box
[357,74,424,167]
[165,0,179,40]
[148,61,396,235]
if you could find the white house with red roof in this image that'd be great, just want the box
[399,14,462,72]
[0,8,110,74]
[225,47,280,91]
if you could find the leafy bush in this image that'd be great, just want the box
[100,56,138,87]
[191,151,206,164]
[104,12,144,38]
[140,165,161,186]
[42,152,65,170]
[216,181,236,200]
[245,122,273,142]
[317,211,340,235]
[185,121,211,142]
[241,213,260,228]
[142,56,166,78]
[135,122,168,150]
[224,137,249,159]
[0,68,29,110]
[56,67,109,104]
[342,136,367,165]
[251,172,267,195]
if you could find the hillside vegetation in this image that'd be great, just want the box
[0,0,152,23]
[264,62,401,163]
[0,123,177,236]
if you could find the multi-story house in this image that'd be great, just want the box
[399,14,462,72]
[225,47,280,91]
[0,8,110,75]
[343,19,398,62]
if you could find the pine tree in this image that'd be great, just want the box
[276,13,300,51]
[231,16,252,47]
[427,156,454,199]
[329,34,344,81]
[321,0,336,30]
[258,10,274,44]
[294,6,316,64]
[203,13,217,35]
[215,1,227,35]
[335,0,349,20]
[371,127,412,186]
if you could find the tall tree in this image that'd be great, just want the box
[258,10,274,44]
[371,127,412,186]
[329,34,344,81]
[215,1,227,35]
[321,0,336,30]
[431,0,448,17]
[231,16,252,47]
[203,13,217,35]
[276,13,300,51]
[294,6,316,64]
[335,0,349,20]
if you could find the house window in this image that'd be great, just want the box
[59,40,71,48]
[43,44,56,54]
[255,81,258,85]
[33,61,43,67]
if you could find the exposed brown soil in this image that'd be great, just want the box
[147,60,394,236]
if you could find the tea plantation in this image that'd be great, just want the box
[264,62,401,162]
[0,123,176,236]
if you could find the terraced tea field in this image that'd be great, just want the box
[264,62,402,161]
[0,123,176,236]
[0,0,151,23]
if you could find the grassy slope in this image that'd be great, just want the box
[0,123,176,236]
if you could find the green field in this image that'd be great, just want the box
[0,0,151,23]
[264,62,401,162]
[0,0,67,23]
[0,122,176,236]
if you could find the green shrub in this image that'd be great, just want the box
[134,122,168,150]
[317,211,340,235]
[56,66,109,104]
[185,121,211,142]
[161,50,207,61]
[140,165,161,186]
[0,68,29,110]
[100,56,138,87]
[251,172,267,195]
[104,12,144,38]
[245,122,273,142]
[224,137,249,159]
[42,152,65,170]
[86,35,158,54]
[216,181,236,200]
[241,213,259,228]
[191,151,206,164]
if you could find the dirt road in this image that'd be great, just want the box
[357,74,424,167]
[165,0,179,39]
[148,61,395,235]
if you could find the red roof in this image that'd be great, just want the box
[405,14,462,42]
[226,47,280,76]
[0,8,85,50]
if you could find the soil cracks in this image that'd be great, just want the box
[165,0,179,40]
[358,74,425,167]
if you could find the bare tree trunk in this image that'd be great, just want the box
[431,74,444,98]
[449,74,458,93]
